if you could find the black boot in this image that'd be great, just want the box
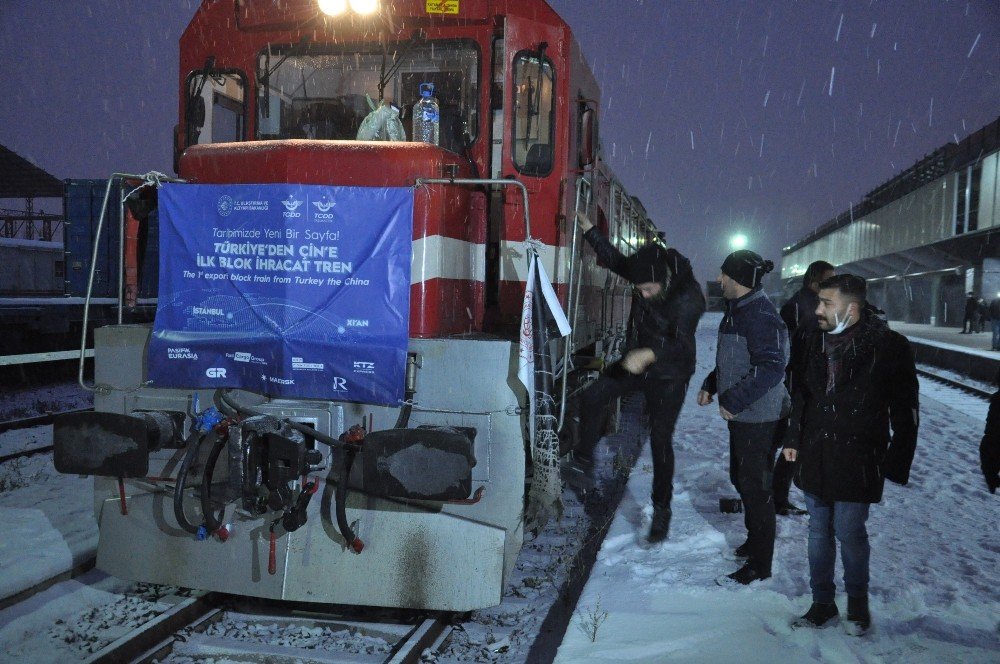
[648,504,671,543]
[845,595,871,636]
[715,560,770,586]
[734,540,750,559]
[791,601,839,628]
[776,500,807,516]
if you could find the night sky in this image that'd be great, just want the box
[1,1,997,282]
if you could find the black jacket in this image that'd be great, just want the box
[783,313,919,503]
[982,389,1000,493]
[583,228,705,380]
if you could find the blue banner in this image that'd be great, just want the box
[148,183,413,405]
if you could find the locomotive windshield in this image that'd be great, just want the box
[256,40,479,153]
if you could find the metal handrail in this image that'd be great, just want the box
[414,178,531,241]
[78,172,185,392]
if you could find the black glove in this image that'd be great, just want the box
[881,457,909,486]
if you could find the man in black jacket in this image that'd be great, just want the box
[575,211,705,543]
[782,274,918,636]
[775,260,835,515]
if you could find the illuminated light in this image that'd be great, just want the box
[729,233,748,250]
[318,0,348,16]
[349,0,379,14]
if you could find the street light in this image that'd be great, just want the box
[318,0,348,15]
[729,233,748,251]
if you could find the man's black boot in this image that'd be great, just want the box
[733,540,750,559]
[776,500,807,516]
[647,504,671,543]
[792,601,839,628]
[844,595,871,636]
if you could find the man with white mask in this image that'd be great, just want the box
[782,274,919,636]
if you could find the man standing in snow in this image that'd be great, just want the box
[575,211,705,543]
[776,260,835,516]
[782,274,918,636]
[698,250,789,585]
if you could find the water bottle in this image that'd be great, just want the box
[413,83,440,145]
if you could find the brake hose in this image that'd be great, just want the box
[173,430,210,535]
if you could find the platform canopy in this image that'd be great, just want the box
[0,145,63,198]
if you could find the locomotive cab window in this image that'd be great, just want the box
[255,41,479,154]
[512,51,555,177]
[184,72,246,146]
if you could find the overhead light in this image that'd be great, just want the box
[318,0,348,16]
[349,0,379,14]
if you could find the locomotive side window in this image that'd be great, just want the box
[255,41,479,153]
[512,51,555,177]
[184,72,246,146]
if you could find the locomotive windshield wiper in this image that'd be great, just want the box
[377,31,425,102]
[258,36,311,119]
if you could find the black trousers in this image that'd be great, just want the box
[728,419,783,574]
[578,366,688,508]
[771,418,794,505]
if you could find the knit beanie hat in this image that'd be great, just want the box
[721,250,773,289]
[624,244,671,285]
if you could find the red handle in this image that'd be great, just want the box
[268,530,277,575]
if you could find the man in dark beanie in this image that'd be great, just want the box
[575,211,705,543]
[698,249,790,585]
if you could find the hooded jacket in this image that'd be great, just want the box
[583,227,705,380]
[783,311,919,503]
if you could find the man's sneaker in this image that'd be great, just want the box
[791,602,839,628]
[715,562,770,586]
[844,595,871,636]
[647,505,671,543]
[776,501,807,516]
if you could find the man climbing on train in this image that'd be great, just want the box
[574,211,705,543]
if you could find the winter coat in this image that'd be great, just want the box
[964,296,979,318]
[780,286,820,387]
[982,389,1000,493]
[783,312,919,503]
[779,286,820,336]
[583,228,705,380]
[701,288,790,423]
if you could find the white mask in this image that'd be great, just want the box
[826,309,854,335]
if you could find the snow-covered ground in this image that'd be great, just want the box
[556,313,999,663]
[0,314,997,662]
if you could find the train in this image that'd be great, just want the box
[0,179,159,357]
[53,0,664,612]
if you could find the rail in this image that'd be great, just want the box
[916,366,994,400]
[0,348,94,367]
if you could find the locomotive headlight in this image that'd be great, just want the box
[349,0,379,15]
[318,0,348,16]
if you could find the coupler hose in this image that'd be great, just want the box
[173,430,209,535]
[200,431,227,534]
[336,445,363,553]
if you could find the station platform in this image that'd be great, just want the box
[555,314,998,663]
[888,320,998,384]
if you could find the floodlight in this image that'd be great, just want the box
[319,0,348,16]
[349,0,379,15]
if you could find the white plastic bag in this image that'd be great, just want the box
[356,95,406,141]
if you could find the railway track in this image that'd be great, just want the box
[916,366,994,400]
[0,408,92,464]
[84,593,455,664]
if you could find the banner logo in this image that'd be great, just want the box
[206,367,227,378]
[217,195,234,217]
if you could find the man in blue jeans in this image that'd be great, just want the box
[782,275,918,636]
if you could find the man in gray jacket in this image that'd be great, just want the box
[698,250,789,585]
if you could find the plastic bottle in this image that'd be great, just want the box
[412,83,440,145]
